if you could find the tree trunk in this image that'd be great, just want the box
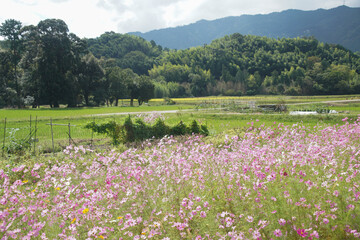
[84,94,89,106]
[130,98,134,107]
[115,99,118,106]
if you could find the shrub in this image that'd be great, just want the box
[170,121,189,136]
[86,118,209,145]
[152,118,170,138]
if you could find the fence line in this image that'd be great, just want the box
[0,116,103,157]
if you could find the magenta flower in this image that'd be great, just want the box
[297,229,307,237]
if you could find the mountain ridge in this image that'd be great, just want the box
[129,6,360,52]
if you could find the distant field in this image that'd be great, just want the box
[1,94,359,121]
[1,95,359,155]
[150,94,360,104]
[0,104,195,121]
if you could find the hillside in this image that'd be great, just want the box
[130,6,360,52]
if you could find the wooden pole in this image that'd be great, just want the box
[68,123,71,146]
[91,117,95,146]
[50,118,54,154]
[34,116,37,155]
[2,118,6,157]
[29,115,32,137]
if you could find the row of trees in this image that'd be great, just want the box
[1,18,360,108]
[0,19,154,108]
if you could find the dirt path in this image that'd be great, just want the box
[87,108,223,117]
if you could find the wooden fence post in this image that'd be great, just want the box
[50,118,54,154]
[68,123,71,146]
[2,118,6,157]
[34,116,37,155]
[91,117,95,146]
[30,115,32,137]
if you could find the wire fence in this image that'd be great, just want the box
[0,116,106,157]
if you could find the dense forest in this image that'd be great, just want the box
[1,18,360,108]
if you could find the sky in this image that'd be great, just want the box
[1,0,360,39]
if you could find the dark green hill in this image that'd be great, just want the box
[130,6,360,52]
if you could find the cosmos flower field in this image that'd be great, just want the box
[1,117,360,239]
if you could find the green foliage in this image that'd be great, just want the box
[152,118,170,138]
[4,128,32,155]
[85,117,209,145]
[85,120,121,145]
[190,120,200,134]
[170,121,188,136]
[163,97,176,105]
[87,32,161,75]
[153,34,360,96]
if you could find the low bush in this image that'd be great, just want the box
[85,116,209,144]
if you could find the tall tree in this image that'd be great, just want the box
[78,53,104,106]
[20,25,42,107]
[0,19,23,106]
[36,19,73,107]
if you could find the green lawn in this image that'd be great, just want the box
[0,104,195,121]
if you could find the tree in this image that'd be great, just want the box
[36,19,73,107]
[0,19,24,106]
[0,49,13,107]
[78,53,104,106]
[190,73,207,97]
[20,25,42,107]
[107,67,134,106]
[121,51,153,75]
[127,74,141,107]
[21,19,87,107]
[137,75,154,105]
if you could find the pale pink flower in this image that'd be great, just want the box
[278,218,286,226]
[273,229,282,237]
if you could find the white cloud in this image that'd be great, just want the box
[1,0,359,38]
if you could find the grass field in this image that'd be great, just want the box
[1,95,359,155]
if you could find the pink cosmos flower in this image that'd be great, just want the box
[273,229,282,237]
[297,229,307,237]
[246,216,254,222]
[347,204,355,210]
[278,219,286,226]
[310,230,319,238]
